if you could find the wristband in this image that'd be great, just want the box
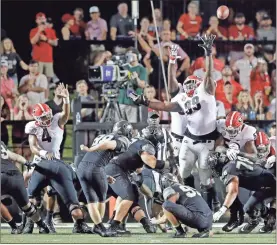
[169,56,177,64]
[63,97,70,104]
[39,150,48,158]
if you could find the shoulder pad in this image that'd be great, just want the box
[25,121,37,135]
[243,125,257,141]
[141,143,156,156]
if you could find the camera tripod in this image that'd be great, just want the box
[100,97,123,123]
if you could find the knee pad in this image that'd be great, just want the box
[68,203,81,215]
[130,204,142,218]
[21,203,40,223]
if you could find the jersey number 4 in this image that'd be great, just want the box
[42,128,52,142]
[184,96,201,115]
[179,185,201,198]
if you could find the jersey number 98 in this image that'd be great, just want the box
[179,185,201,198]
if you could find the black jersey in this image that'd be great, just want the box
[1,141,18,173]
[220,155,275,191]
[170,183,211,214]
[114,138,156,173]
[81,133,130,167]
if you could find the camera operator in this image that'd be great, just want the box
[119,48,147,122]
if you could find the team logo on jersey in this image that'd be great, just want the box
[253,133,257,140]
[30,128,37,135]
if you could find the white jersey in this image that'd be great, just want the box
[170,83,187,136]
[175,82,217,136]
[269,136,276,151]
[217,120,257,150]
[25,113,64,159]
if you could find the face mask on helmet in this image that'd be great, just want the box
[113,122,133,139]
[183,79,197,97]
[34,111,53,127]
[160,174,179,190]
[147,117,160,127]
[257,144,270,158]
[225,125,242,139]
[208,152,225,178]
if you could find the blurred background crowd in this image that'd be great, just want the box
[1,0,276,161]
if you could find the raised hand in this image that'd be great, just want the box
[198,34,216,56]
[128,92,150,106]
[56,83,69,98]
[168,44,181,64]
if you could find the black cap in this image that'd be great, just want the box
[148,110,159,119]
[235,12,245,18]
[262,14,271,20]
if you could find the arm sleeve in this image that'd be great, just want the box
[139,143,156,156]
[102,20,108,32]
[114,136,130,153]
[29,28,37,41]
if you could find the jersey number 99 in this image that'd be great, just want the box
[184,96,201,115]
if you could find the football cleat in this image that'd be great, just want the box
[23,218,34,234]
[44,219,56,233]
[192,229,210,238]
[72,221,94,234]
[38,221,50,234]
[142,221,157,233]
[172,230,187,238]
[239,219,259,234]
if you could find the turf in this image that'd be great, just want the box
[1,225,276,244]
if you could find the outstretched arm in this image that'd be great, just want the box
[168,45,181,96]
[198,34,216,95]
[80,140,117,152]
[57,83,70,128]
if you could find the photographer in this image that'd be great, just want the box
[119,48,147,122]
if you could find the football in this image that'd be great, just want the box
[217,5,230,20]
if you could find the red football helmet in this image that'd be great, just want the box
[183,75,202,97]
[225,111,244,138]
[255,131,271,158]
[32,103,53,127]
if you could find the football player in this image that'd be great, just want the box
[105,130,172,234]
[1,141,49,234]
[130,35,219,209]
[151,173,213,238]
[78,120,132,237]
[209,147,276,234]
[216,111,257,231]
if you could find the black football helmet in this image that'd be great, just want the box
[160,173,179,190]
[147,111,160,127]
[112,120,133,139]
[207,147,228,178]
[141,126,164,146]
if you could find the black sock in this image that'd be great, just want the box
[140,217,148,226]
[45,210,54,222]
[184,175,195,188]
[175,224,184,233]
[110,211,116,220]
[96,222,105,231]
[8,219,17,229]
[36,219,44,227]
[76,218,84,225]
[110,220,120,228]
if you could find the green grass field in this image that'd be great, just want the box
[1,225,276,244]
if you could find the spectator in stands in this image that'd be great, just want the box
[61,14,75,40]
[233,90,254,120]
[263,47,276,77]
[270,68,276,98]
[250,58,271,107]
[1,60,18,110]
[257,14,276,51]
[249,9,268,30]
[46,84,68,157]
[85,6,107,41]
[228,13,255,40]
[110,2,134,40]
[70,8,86,39]
[12,94,32,160]
[73,80,98,121]
[232,43,257,90]
[269,122,276,138]
[1,38,28,87]
[30,12,58,83]
[203,16,228,40]
[219,81,237,113]
[141,85,159,121]
[253,91,270,120]
[190,45,225,73]
[177,1,202,40]
[162,19,176,40]
[138,17,154,41]
[193,60,222,82]
[119,48,147,122]
[18,60,48,105]
[149,8,163,36]
[216,66,243,103]
[93,51,112,66]
[1,95,10,145]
